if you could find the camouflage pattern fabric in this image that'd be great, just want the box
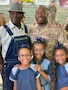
[29,21,65,90]
[48,5,56,22]
[29,21,64,61]
[63,30,68,50]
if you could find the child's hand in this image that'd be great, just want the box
[34,64,42,72]
[14,64,19,68]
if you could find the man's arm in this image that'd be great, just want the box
[58,24,68,49]
[34,64,50,82]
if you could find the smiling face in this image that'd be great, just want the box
[9,11,23,26]
[35,6,47,25]
[54,49,67,65]
[18,48,31,66]
[33,43,45,62]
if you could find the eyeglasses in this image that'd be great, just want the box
[18,54,31,57]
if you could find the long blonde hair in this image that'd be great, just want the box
[0,14,7,26]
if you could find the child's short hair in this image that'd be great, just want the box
[53,46,68,55]
[18,44,31,54]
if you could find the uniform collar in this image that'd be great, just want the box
[32,57,44,65]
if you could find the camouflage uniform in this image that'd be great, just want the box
[29,21,64,61]
[48,5,56,22]
[29,22,65,90]
[63,30,68,50]
[65,24,68,32]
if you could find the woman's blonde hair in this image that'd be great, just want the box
[0,14,7,26]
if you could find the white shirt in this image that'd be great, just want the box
[0,20,27,59]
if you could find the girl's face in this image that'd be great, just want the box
[33,43,45,61]
[54,49,67,65]
[18,48,31,65]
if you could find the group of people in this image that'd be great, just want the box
[0,1,68,90]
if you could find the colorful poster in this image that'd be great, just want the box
[57,0,68,8]
[20,0,34,3]
[35,0,50,6]
[0,0,10,5]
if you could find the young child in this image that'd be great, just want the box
[54,42,68,90]
[32,37,54,90]
[9,44,41,90]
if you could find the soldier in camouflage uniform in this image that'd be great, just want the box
[63,17,68,50]
[48,0,57,22]
[29,6,65,61]
[63,30,68,54]
[28,6,66,90]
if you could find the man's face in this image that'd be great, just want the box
[9,11,23,25]
[35,7,47,25]
[52,1,55,6]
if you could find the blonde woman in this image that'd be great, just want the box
[0,14,7,26]
[0,14,7,72]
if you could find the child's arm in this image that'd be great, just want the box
[59,86,68,90]
[9,67,18,90]
[36,77,41,90]
[34,63,54,82]
[30,64,41,90]
[14,81,17,90]
[34,64,49,81]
